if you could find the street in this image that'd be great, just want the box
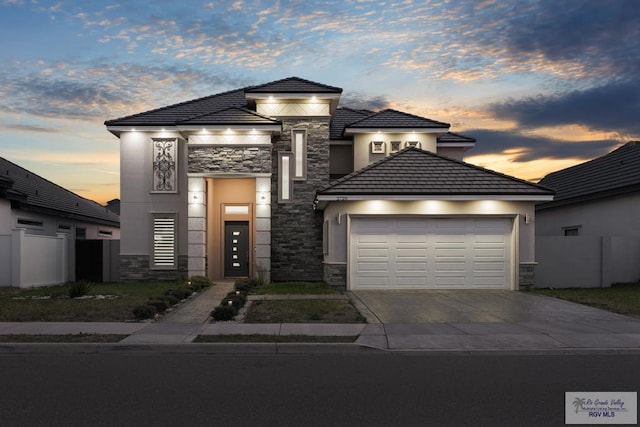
[0,352,638,426]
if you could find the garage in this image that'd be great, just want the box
[349,217,513,289]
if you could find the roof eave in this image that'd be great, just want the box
[314,193,555,209]
[344,127,449,135]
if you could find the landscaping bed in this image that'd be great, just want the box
[533,282,640,316]
[0,277,211,322]
[210,280,365,323]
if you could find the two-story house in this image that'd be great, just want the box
[105,77,553,290]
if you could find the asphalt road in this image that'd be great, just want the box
[0,352,638,426]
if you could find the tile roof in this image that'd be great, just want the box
[245,76,343,94]
[317,147,554,197]
[0,157,120,226]
[330,107,373,139]
[345,109,450,130]
[105,88,247,127]
[437,132,476,144]
[178,107,281,126]
[537,141,640,208]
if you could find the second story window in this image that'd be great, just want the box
[292,129,307,180]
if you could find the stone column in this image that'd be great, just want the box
[188,177,207,277]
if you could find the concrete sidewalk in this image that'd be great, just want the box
[1,284,640,353]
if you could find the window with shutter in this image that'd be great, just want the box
[152,215,176,268]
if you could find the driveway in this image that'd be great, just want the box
[351,290,629,324]
[350,290,640,351]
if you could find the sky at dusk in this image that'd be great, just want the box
[1,0,638,205]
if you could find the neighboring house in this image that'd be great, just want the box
[536,141,640,288]
[0,157,120,287]
[105,77,553,290]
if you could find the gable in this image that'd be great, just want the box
[316,147,554,203]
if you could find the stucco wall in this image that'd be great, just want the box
[536,193,640,237]
[119,131,188,259]
[353,133,438,170]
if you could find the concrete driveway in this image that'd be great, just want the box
[350,290,640,351]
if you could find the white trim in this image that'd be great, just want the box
[187,172,271,178]
[344,127,447,135]
[178,125,281,132]
[316,194,554,205]
[246,93,341,101]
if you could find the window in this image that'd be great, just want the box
[76,228,86,240]
[292,129,307,180]
[371,141,385,154]
[278,152,293,203]
[17,218,43,229]
[98,229,113,238]
[405,141,421,148]
[390,141,401,153]
[152,214,177,269]
[57,224,72,233]
[152,138,178,193]
[563,226,581,236]
[323,220,329,255]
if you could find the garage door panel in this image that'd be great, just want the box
[351,217,512,290]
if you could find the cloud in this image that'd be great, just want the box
[340,92,391,111]
[464,129,619,163]
[489,80,640,137]
[0,123,63,133]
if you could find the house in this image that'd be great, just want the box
[105,77,553,290]
[0,157,120,287]
[536,141,640,288]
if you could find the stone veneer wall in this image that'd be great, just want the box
[188,146,271,173]
[323,263,347,290]
[271,119,330,281]
[120,255,188,282]
[519,263,536,291]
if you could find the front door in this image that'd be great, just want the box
[224,221,249,277]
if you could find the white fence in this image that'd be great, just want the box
[536,235,640,288]
[0,229,68,287]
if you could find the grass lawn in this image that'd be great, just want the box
[533,282,640,316]
[252,282,340,295]
[0,334,127,343]
[194,334,357,343]
[0,282,182,322]
[245,300,365,323]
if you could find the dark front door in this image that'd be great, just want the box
[224,221,249,277]
[75,240,103,282]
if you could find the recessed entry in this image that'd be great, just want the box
[225,205,249,215]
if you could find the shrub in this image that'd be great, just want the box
[226,291,247,305]
[133,304,156,320]
[162,294,180,306]
[183,276,212,291]
[147,299,169,313]
[165,288,192,300]
[211,304,237,321]
[234,278,259,293]
[68,281,91,299]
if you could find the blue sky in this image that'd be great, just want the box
[1,0,638,204]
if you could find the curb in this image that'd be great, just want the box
[0,342,382,355]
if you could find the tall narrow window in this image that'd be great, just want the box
[152,138,178,193]
[152,214,177,269]
[278,152,293,203]
[292,129,307,180]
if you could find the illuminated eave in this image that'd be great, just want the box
[313,194,555,210]
[344,127,449,135]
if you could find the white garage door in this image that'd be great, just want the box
[350,217,513,289]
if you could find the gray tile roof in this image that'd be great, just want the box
[537,141,640,208]
[330,107,373,139]
[105,88,247,127]
[437,132,476,143]
[345,109,450,130]
[0,157,120,226]
[317,147,554,197]
[245,76,343,94]
[178,107,281,126]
